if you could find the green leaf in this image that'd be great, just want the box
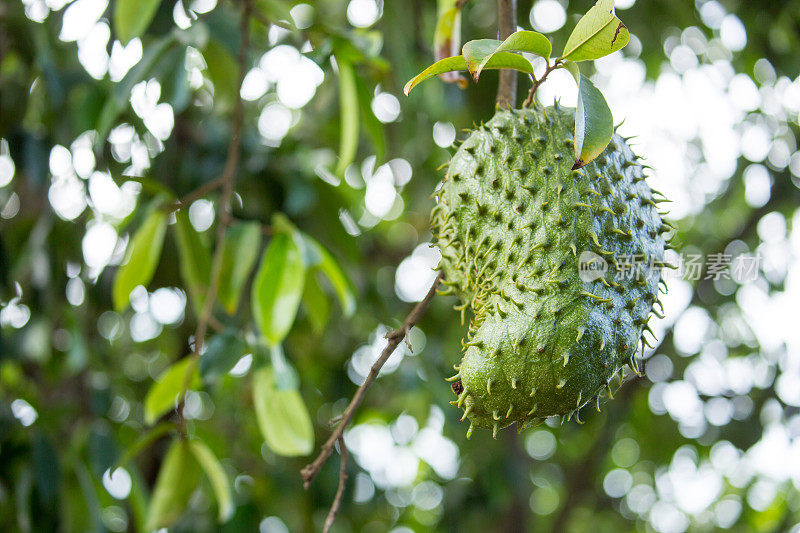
[200,329,247,384]
[573,74,614,170]
[187,440,233,523]
[563,60,581,83]
[218,222,262,315]
[114,0,161,45]
[204,40,239,107]
[465,31,551,81]
[144,358,201,425]
[303,235,356,317]
[433,6,467,88]
[404,53,534,95]
[113,207,168,312]
[252,367,314,457]
[251,233,306,345]
[145,440,201,531]
[174,210,211,317]
[302,273,330,334]
[335,55,359,176]
[560,0,630,62]
[355,76,386,164]
[112,422,173,475]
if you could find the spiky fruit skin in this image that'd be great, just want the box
[431,106,667,436]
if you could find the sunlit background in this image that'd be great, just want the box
[2,0,800,531]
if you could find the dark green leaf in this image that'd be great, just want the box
[200,329,247,383]
[204,40,239,107]
[187,440,233,522]
[144,358,201,425]
[252,367,314,457]
[145,440,201,531]
[251,233,306,345]
[560,0,630,62]
[303,235,356,317]
[112,422,173,475]
[573,74,614,169]
[218,222,262,315]
[114,0,161,44]
[174,210,211,317]
[113,207,168,312]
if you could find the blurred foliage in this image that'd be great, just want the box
[1,0,800,532]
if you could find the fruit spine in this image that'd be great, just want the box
[431,105,669,437]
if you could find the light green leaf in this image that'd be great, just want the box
[145,440,201,531]
[144,358,201,425]
[303,235,356,317]
[174,210,211,317]
[187,440,233,523]
[113,207,168,312]
[200,329,247,384]
[560,0,630,62]
[114,0,161,45]
[251,233,306,345]
[466,31,551,80]
[335,55,359,176]
[563,60,580,83]
[252,367,314,457]
[218,222,262,315]
[573,74,614,169]
[302,272,330,334]
[404,53,535,95]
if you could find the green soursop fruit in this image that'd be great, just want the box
[431,105,669,438]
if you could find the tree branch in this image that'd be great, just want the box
[300,272,443,489]
[322,436,349,533]
[495,0,517,107]
[523,59,563,107]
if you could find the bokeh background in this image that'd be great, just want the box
[2,0,800,531]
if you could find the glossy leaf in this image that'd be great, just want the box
[573,74,614,169]
[335,55,359,176]
[302,273,330,334]
[560,0,630,62]
[466,31,551,81]
[114,0,161,45]
[252,367,314,457]
[303,235,356,317]
[218,222,262,315]
[144,358,201,425]
[174,210,211,317]
[113,207,167,312]
[251,233,306,345]
[200,329,247,384]
[404,53,534,95]
[145,440,201,531]
[187,440,234,522]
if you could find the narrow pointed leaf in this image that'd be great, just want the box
[573,74,614,169]
[174,210,211,317]
[113,207,167,312]
[404,52,534,95]
[560,0,629,62]
[335,55,359,176]
[217,222,262,315]
[145,440,201,531]
[251,233,306,345]
[187,440,234,523]
[144,358,200,425]
[252,367,314,457]
[114,0,161,44]
[303,235,356,316]
[472,31,551,79]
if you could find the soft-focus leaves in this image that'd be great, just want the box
[187,440,234,522]
[144,358,200,425]
[252,367,314,457]
[335,55,359,176]
[145,440,201,531]
[113,207,168,312]
[200,329,247,383]
[113,422,173,474]
[404,53,535,94]
[302,272,330,334]
[203,40,239,107]
[303,235,356,317]
[560,0,630,62]
[174,210,211,316]
[217,222,262,315]
[114,0,161,45]
[433,5,467,88]
[464,31,551,81]
[573,74,614,169]
[251,233,306,345]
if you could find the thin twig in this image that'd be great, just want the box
[301,272,443,489]
[523,59,563,107]
[495,0,517,107]
[322,436,349,533]
[164,176,227,213]
[176,0,252,429]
